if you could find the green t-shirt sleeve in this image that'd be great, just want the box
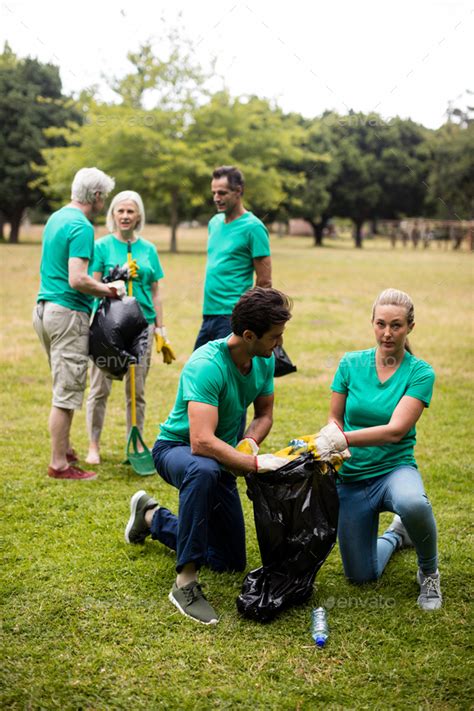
[69,220,94,260]
[91,240,106,274]
[259,358,275,396]
[331,357,350,393]
[150,247,164,281]
[249,221,271,259]
[181,358,223,407]
[405,362,435,407]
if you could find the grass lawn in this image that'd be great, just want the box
[1,227,472,710]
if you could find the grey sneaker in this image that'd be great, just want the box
[387,514,414,549]
[417,569,442,611]
[124,490,159,544]
[169,581,219,625]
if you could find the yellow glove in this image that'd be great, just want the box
[122,259,139,279]
[154,327,176,364]
[274,431,351,470]
[235,437,259,456]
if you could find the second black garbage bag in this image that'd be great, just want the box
[236,454,339,622]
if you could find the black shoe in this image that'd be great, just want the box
[169,581,219,625]
[124,490,158,544]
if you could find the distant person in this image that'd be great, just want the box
[33,168,125,480]
[194,166,272,349]
[411,221,421,249]
[125,287,293,625]
[86,190,175,465]
[317,289,442,610]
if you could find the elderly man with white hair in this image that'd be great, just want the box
[33,167,125,480]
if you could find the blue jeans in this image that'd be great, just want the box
[151,440,246,573]
[194,315,232,350]
[337,466,438,582]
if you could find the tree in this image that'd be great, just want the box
[322,112,431,247]
[278,115,338,246]
[39,34,213,252]
[0,44,80,242]
[188,92,306,221]
[426,122,474,221]
[38,100,209,252]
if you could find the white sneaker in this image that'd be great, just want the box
[387,514,414,549]
[417,569,442,611]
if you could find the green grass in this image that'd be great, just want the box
[1,228,473,710]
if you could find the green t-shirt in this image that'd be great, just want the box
[159,337,275,447]
[37,206,95,313]
[331,348,435,482]
[203,212,271,315]
[92,235,164,323]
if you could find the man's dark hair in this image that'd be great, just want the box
[212,165,245,193]
[231,287,293,338]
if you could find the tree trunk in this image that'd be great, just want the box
[169,190,178,253]
[310,216,329,247]
[354,220,364,248]
[9,209,24,244]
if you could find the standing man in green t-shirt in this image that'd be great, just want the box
[33,167,126,481]
[125,287,293,625]
[194,166,272,349]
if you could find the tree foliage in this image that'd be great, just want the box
[3,38,473,246]
[426,123,474,220]
[0,43,80,242]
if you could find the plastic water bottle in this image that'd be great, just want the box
[311,607,329,648]
[288,438,309,455]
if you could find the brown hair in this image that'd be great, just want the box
[231,287,292,338]
[212,165,245,193]
[372,288,415,354]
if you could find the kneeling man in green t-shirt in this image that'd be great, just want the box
[125,287,293,624]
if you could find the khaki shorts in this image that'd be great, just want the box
[33,301,90,410]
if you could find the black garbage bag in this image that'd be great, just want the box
[236,454,339,622]
[89,296,149,380]
[273,345,297,377]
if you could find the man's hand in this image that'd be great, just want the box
[155,327,176,364]
[121,259,139,279]
[107,280,126,298]
[256,453,290,472]
[235,437,259,456]
[315,422,349,460]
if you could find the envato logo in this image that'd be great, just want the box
[321,114,396,128]
[93,352,152,371]
[322,595,395,610]
[86,114,158,128]
[324,352,400,370]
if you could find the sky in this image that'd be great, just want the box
[1,0,473,128]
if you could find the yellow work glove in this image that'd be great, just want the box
[154,327,176,364]
[274,428,351,470]
[235,437,259,456]
[121,259,139,279]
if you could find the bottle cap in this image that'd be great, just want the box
[315,636,326,647]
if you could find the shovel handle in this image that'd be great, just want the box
[127,240,133,297]
[129,363,137,427]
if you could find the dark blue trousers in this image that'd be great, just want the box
[151,439,246,573]
[194,314,232,350]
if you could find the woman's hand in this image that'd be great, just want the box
[315,421,349,459]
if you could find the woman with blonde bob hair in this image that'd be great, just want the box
[86,190,175,465]
[316,288,441,610]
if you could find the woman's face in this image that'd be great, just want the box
[113,200,140,232]
[372,304,413,358]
